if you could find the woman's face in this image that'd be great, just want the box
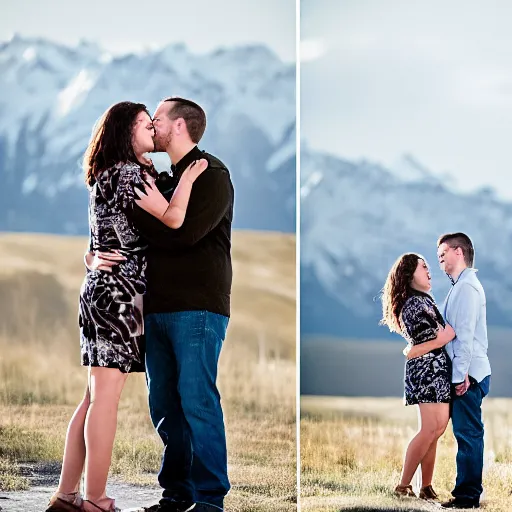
[411,258,432,292]
[131,111,155,156]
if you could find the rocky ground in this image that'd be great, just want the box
[0,462,161,512]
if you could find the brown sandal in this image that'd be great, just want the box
[394,484,417,497]
[83,499,121,512]
[45,492,84,511]
[419,485,440,501]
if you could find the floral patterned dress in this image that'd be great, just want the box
[400,290,452,405]
[79,161,152,373]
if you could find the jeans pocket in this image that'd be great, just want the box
[476,381,486,399]
[206,313,229,342]
[471,376,490,399]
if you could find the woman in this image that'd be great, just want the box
[380,253,456,501]
[46,101,207,512]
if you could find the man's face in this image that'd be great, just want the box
[152,102,177,152]
[437,242,461,274]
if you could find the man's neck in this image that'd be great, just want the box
[450,264,468,283]
[167,142,197,166]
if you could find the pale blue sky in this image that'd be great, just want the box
[301,0,512,198]
[1,0,295,62]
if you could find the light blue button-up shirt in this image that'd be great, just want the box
[443,268,491,384]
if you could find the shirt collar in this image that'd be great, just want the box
[170,145,204,176]
[449,267,477,286]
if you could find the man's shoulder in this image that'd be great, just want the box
[453,278,484,304]
[202,151,229,172]
[459,273,483,292]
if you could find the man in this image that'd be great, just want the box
[92,97,234,512]
[437,232,491,509]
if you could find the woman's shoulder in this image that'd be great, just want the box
[96,161,144,200]
[98,161,140,179]
[402,293,434,315]
[111,161,145,184]
[116,160,142,173]
[403,294,424,308]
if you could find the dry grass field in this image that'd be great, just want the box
[301,396,512,512]
[0,230,296,512]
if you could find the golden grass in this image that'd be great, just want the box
[0,457,28,491]
[0,230,296,359]
[301,396,512,512]
[0,342,296,510]
[0,231,296,511]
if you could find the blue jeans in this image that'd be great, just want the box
[451,375,491,503]
[145,311,230,510]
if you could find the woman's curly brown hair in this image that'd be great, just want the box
[380,253,425,334]
[83,101,152,186]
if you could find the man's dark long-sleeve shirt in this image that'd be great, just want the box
[132,145,234,317]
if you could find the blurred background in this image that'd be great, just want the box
[0,2,296,510]
[300,0,512,398]
[0,0,296,233]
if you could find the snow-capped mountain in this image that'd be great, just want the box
[0,36,295,234]
[389,153,457,190]
[301,147,512,339]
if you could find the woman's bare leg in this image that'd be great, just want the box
[399,403,450,487]
[420,404,449,487]
[50,384,90,503]
[83,367,127,511]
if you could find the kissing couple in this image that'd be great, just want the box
[46,97,234,512]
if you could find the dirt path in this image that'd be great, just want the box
[0,463,162,512]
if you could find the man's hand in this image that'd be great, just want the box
[85,250,126,272]
[455,373,471,396]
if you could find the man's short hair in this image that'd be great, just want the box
[437,232,475,267]
[163,97,206,143]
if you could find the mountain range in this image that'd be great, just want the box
[300,147,512,339]
[0,35,296,234]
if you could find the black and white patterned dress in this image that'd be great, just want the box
[79,161,152,373]
[401,290,452,406]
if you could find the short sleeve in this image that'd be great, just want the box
[401,296,440,344]
[116,163,145,212]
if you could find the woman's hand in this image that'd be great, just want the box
[440,323,456,344]
[405,343,423,360]
[404,322,455,360]
[134,176,169,219]
[182,158,209,183]
[134,159,208,228]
